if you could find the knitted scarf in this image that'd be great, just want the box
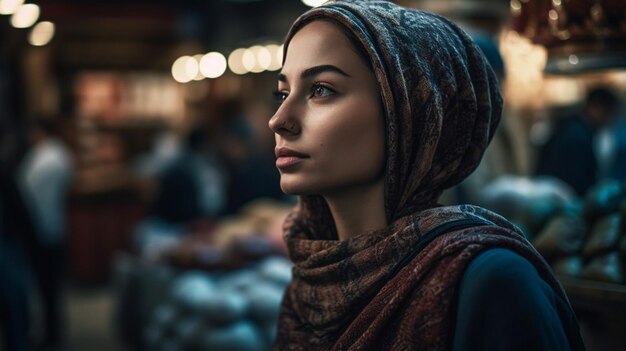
[275,1,571,350]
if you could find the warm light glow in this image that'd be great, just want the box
[28,21,55,46]
[228,48,248,75]
[0,0,24,15]
[228,44,284,75]
[543,77,583,106]
[510,0,521,12]
[200,51,227,79]
[548,9,558,21]
[192,54,205,81]
[302,0,327,7]
[499,30,548,109]
[171,56,198,83]
[245,45,270,73]
[242,48,256,72]
[10,3,39,28]
[254,45,272,70]
[266,44,283,71]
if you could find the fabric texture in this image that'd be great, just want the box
[452,248,585,351]
[277,205,576,350]
[275,1,581,350]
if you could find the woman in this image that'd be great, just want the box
[269,1,585,350]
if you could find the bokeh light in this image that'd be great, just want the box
[302,0,327,7]
[266,44,283,71]
[200,52,227,79]
[228,48,248,75]
[192,54,205,81]
[0,0,24,15]
[171,56,199,83]
[28,21,55,46]
[242,48,256,72]
[255,45,272,70]
[10,3,40,28]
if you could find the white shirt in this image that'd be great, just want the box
[18,137,73,245]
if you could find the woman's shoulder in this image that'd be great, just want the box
[457,247,568,315]
[461,248,543,287]
[452,248,585,351]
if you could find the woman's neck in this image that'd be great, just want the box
[323,179,387,241]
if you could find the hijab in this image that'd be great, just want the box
[286,0,502,241]
[275,1,572,350]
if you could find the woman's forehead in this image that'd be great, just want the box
[281,21,364,80]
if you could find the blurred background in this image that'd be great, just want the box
[0,0,625,350]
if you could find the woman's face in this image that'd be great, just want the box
[269,20,385,196]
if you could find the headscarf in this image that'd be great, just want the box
[284,0,502,240]
[275,1,577,350]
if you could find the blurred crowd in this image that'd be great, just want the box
[0,97,293,350]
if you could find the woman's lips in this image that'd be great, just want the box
[275,147,308,169]
[276,156,306,168]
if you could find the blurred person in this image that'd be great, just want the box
[133,126,227,260]
[17,118,73,350]
[151,126,227,223]
[535,86,620,196]
[0,131,37,351]
[269,1,584,349]
[133,127,181,179]
[219,113,285,215]
[595,99,626,182]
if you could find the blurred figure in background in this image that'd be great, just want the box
[17,117,73,350]
[133,125,227,259]
[151,126,227,223]
[133,126,181,180]
[0,124,37,351]
[218,102,285,215]
[594,92,626,183]
[535,86,621,196]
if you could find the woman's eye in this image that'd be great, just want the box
[311,84,335,98]
[273,90,288,103]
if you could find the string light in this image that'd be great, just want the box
[28,20,55,46]
[200,52,227,78]
[0,0,24,15]
[171,56,198,83]
[228,48,248,75]
[10,3,39,28]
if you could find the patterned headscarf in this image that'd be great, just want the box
[284,0,502,240]
[275,2,580,350]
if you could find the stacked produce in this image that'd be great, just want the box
[115,199,294,350]
[143,256,291,351]
[479,176,576,241]
[479,176,626,284]
[532,180,625,283]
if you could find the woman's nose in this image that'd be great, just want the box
[269,102,301,136]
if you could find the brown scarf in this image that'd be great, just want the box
[275,1,570,350]
[277,205,573,350]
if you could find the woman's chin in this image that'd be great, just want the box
[280,179,316,196]
[280,184,305,196]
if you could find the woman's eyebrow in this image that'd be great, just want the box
[278,64,351,82]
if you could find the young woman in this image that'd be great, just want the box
[269,1,585,350]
